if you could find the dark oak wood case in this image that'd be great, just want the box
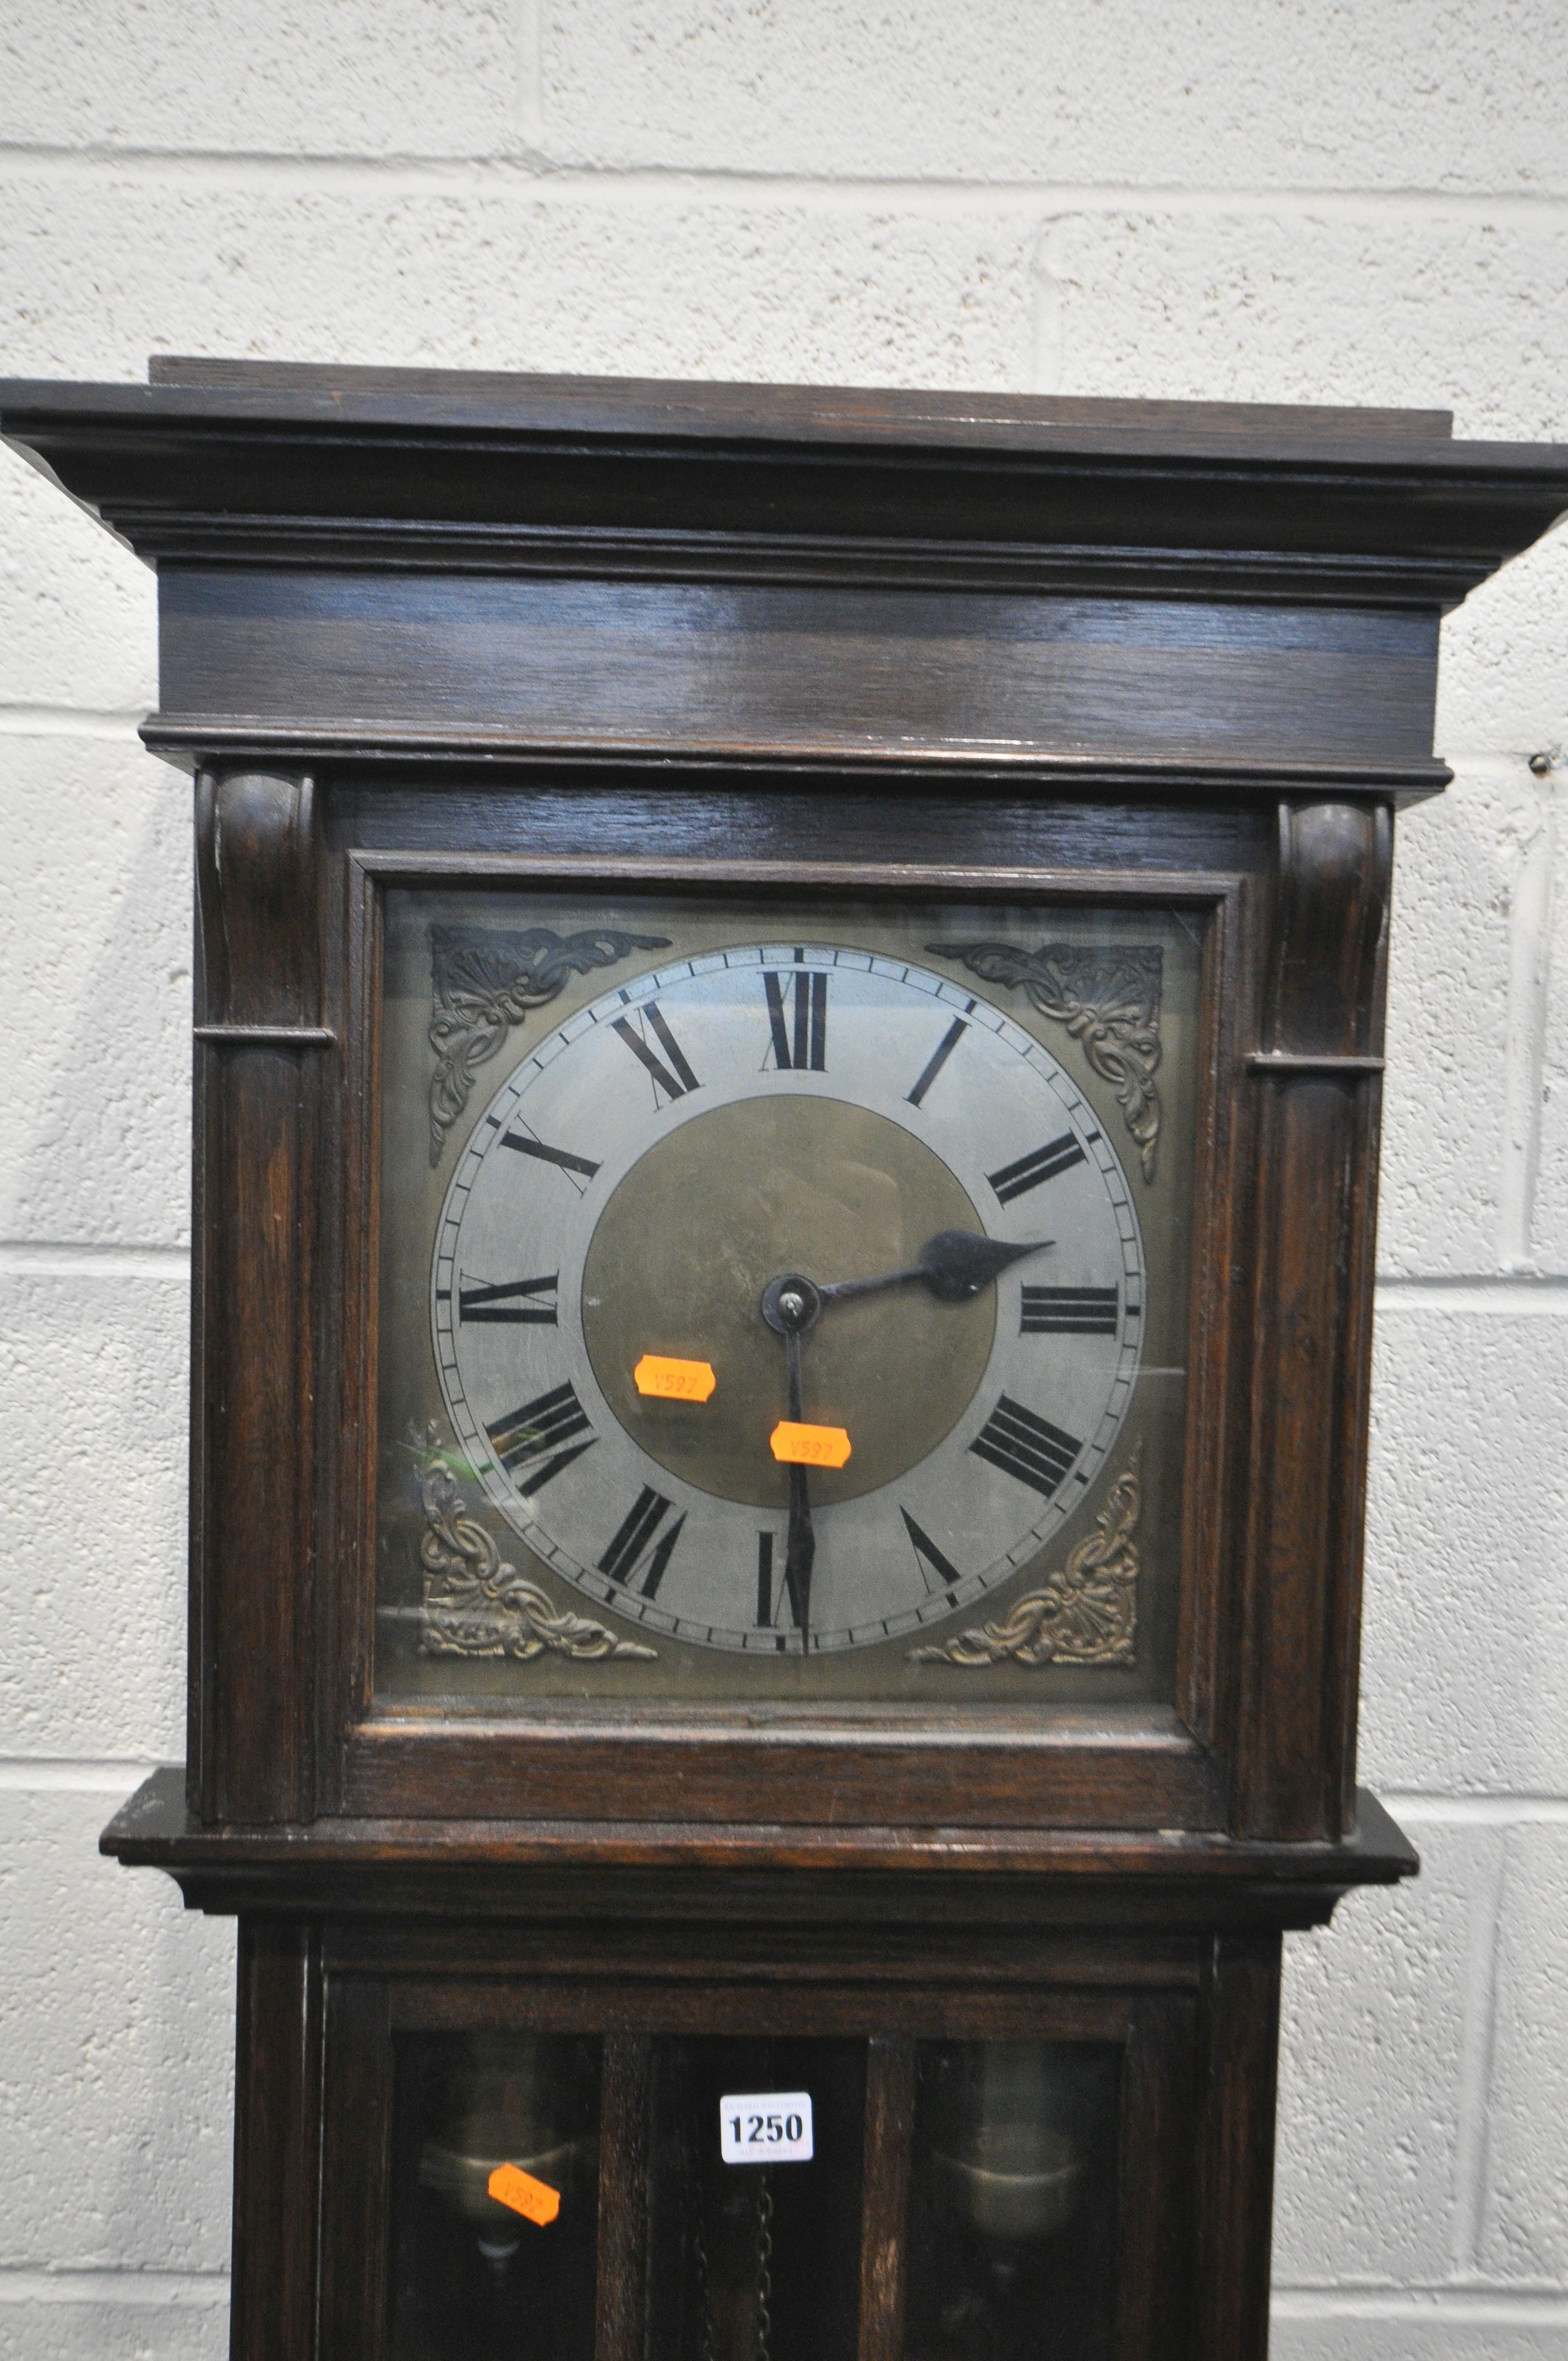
[7,359,1566,2359]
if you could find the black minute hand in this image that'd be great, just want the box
[817,1228,1053,1308]
[781,1325,815,1635]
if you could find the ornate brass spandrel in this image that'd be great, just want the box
[930,942,1162,1182]
[413,1425,656,1662]
[427,923,671,1162]
[910,1443,1141,1667]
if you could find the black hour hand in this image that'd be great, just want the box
[815,1230,1050,1310]
[916,1228,1052,1302]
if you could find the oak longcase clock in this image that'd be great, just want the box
[5,356,1565,2361]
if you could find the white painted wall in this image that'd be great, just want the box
[1,7,1564,2355]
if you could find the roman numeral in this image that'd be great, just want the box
[1020,1285,1119,1336]
[457,1273,559,1325]
[485,1380,596,1495]
[611,1001,701,1103]
[756,1530,776,1627]
[500,1129,601,1182]
[906,1015,967,1108]
[901,1508,963,1601]
[598,1486,685,1597]
[987,1133,1086,1205]
[764,970,827,1070]
[969,1396,1083,1498]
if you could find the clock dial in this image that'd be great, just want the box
[432,944,1144,1655]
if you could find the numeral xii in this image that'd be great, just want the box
[764,969,827,1071]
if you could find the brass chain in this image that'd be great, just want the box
[694,2202,716,2361]
[753,2171,774,2361]
[695,2161,773,2360]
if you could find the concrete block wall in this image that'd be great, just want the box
[1,6,1563,2353]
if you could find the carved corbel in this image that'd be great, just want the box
[1250,799,1391,1070]
[194,769,331,1045]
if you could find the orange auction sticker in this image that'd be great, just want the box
[770,1420,852,1468]
[634,1354,717,1402]
[487,2163,561,2226]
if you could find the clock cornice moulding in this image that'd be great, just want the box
[132,728,1458,805]
[2,361,1566,611]
[8,361,1563,797]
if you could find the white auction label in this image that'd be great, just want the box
[719,2091,814,2165]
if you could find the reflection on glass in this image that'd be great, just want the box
[646,2038,864,2361]
[906,2041,1120,2361]
[388,2032,600,2360]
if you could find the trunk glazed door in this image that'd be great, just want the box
[317,1977,1199,2361]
